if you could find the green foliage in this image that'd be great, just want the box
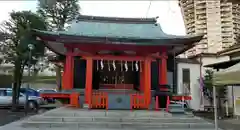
[0,75,13,87]
[202,69,228,108]
[0,11,47,64]
[202,69,214,105]
[37,0,80,30]
[0,11,47,110]
[37,0,80,90]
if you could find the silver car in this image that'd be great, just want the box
[0,88,45,109]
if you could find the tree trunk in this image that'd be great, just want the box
[11,59,23,111]
[55,65,61,91]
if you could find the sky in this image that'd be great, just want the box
[0,0,186,35]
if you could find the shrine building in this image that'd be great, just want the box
[33,15,203,110]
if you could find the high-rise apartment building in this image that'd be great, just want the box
[179,0,240,56]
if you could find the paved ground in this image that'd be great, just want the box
[1,108,240,130]
[0,109,36,126]
[193,111,240,130]
[0,107,217,130]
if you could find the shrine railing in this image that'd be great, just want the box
[90,91,108,109]
[70,92,80,108]
[155,96,170,111]
[130,93,147,109]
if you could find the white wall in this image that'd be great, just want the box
[177,62,202,110]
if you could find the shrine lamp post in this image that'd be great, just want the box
[25,44,34,115]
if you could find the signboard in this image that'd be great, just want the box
[234,96,240,116]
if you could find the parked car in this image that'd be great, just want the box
[20,87,40,97]
[37,88,57,93]
[37,88,57,103]
[0,88,45,109]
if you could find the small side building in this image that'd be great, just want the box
[176,58,202,110]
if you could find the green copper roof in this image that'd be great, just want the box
[67,21,172,39]
[32,15,203,56]
[33,15,203,44]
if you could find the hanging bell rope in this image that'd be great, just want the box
[135,61,139,71]
[96,60,99,71]
[108,60,111,71]
[131,61,134,71]
[140,61,142,72]
[120,60,123,72]
[112,60,116,71]
[100,59,104,70]
[124,61,128,72]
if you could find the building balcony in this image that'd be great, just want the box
[196,15,207,20]
[184,4,194,10]
[225,0,240,4]
[222,33,233,37]
[185,19,195,25]
[196,10,206,15]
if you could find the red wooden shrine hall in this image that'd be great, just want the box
[34,15,202,109]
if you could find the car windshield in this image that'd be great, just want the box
[6,91,12,96]
[6,90,24,97]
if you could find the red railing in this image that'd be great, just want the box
[155,96,170,112]
[40,93,70,98]
[172,95,192,100]
[130,94,147,109]
[90,91,108,109]
[166,96,170,112]
[70,92,80,108]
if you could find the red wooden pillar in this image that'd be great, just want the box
[159,50,168,87]
[140,61,145,92]
[144,58,151,108]
[85,57,93,104]
[61,63,65,90]
[62,50,74,90]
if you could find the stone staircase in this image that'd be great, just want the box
[168,103,185,114]
[21,107,217,130]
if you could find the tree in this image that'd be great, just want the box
[202,69,214,105]
[0,11,47,110]
[37,0,80,90]
[37,0,80,30]
[202,69,227,116]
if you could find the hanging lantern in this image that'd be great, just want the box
[108,60,111,71]
[124,61,128,72]
[135,61,139,71]
[100,59,104,70]
[112,60,116,71]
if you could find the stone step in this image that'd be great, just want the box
[28,116,206,123]
[44,111,172,118]
[22,121,214,129]
[169,108,185,113]
[169,104,184,108]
